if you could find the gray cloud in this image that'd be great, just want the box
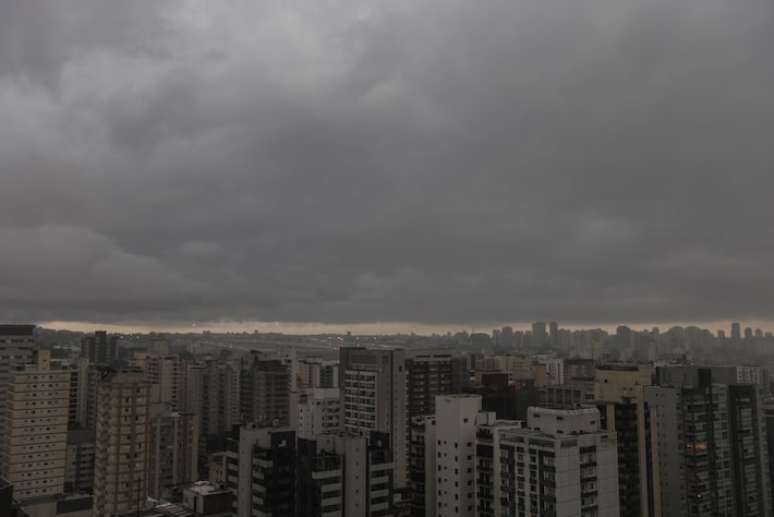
[1,0,774,327]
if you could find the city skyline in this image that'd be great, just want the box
[37,318,774,337]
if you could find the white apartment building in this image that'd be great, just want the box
[434,395,481,517]
[297,387,341,438]
[478,407,619,517]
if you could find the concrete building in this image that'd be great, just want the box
[478,407,620,517]
[549,321,559,346]
[181,481,233,516]
[535,357,564,385]
[297,388,341,439]
[64,430,95,494]
[240,358,292,427]
[433,395,481,517]
[80,331,119,366]
[0,325,38,473]
[339,347,408,489]
[298,359,339,389]
[185,360,241,440]
[93,370,153,517]
[299,431,399,517]
[647,369,772,517]
[406,351,467,419]
[409,415,436,517]
[226,424,297,517]
[0,351,70,502]
[148,407,199,500]
[410,396,522,517]
[531,322,547,347]
[593,364,657,517]
[138,354,187,410]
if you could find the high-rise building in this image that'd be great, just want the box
[148,407,199,500]
[298,359,339,389]
[227,425,297,517]
[339,347,408,489]
[300,431,399,517]
[186,360,241,437]
[227,424,398,517]
[531,322,547,347]
[433,395,481,517]
[594,365,657,517]
[406,351,466,420]
[477,406,620,517]
[764,400,774,509]
[0,350,70,502]
[732,322,742,340]
[64,430,95,494]
[0,324,38,473]
[80,331,119,365]
[549,321,559,345]
[240,357,292,427]
[138,354,187,410]
[297,388,341,439]
[647,369,772,517]
[93,370,152,517]
[745,327,754,340]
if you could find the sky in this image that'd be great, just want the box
[2,0,774,332]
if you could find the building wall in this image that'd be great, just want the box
[93,371,152,517]
[1,363,70,502]
[434,395,481,517]
[339,347,408,489]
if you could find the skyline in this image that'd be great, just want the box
[39,318,774,336]
[2,0,774,327]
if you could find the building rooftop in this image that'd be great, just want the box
[0,324,35,336]
[185,481,231,496]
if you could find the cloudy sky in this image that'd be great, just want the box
[2,0,773,332]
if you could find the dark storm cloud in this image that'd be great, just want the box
[1,0,774,326]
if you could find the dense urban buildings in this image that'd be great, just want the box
[1,321,774,516]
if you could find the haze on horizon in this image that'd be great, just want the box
[2,0,773,329]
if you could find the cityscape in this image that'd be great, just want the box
[2,322,774,516]
[3,1,774,517]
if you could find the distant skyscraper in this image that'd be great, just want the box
[549,321,559,345]
[339,347,408,489]
[745,327,754,340]
[732,322,742,340]
[717,329,726,339]
[80,330,119,365]
[531,322,547,346]
[755,328,764,338]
